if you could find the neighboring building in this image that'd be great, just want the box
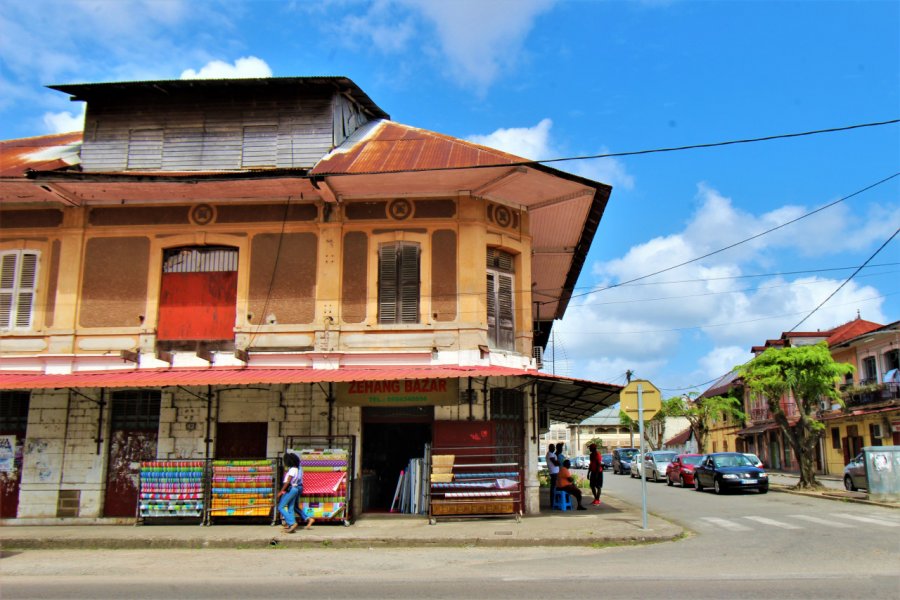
[709,317,897,475]
[0,77,620,521]
[664,427,698,454]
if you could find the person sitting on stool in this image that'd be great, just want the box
[557,459,587,510]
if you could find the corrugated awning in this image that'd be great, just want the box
[0,365,621,423]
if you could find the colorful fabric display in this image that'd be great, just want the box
[444,491,511,498]
[208,460,275,517]
[139,460,205,519]
[293,448,350,522]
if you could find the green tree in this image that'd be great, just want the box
[737,342,852,489]
[619,408,665,450]
[664,393,745,455]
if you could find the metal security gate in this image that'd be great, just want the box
[157,246,238,341]
[0,392,29,518]
[103,391,160,517]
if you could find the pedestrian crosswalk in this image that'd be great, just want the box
[695,512,900,533]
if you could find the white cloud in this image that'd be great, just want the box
[406,0,555,92]
[562,182,894,391]
[466,118,634,189]
[42,109,85,134]
[180,57,273,80]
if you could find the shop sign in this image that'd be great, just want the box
[891,420,900,433]
[336,378,459,406]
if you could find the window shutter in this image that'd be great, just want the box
[497,273,515,349]
[0,253,15,329]
[241,125,278,168]
[486,272,497,340]
[398,243,420,324]
[0,251,38,330]
[378,244,398,323]
[127,129,163,170]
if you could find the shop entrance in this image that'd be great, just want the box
[361,407,432,512]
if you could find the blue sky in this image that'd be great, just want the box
[2,0,898,397]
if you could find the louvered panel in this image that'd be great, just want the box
[163,247,238,273]
[14,292,33,328]
[486,273,497,333]
[18,253,37,288]
[162,129,204,170]
[0,254,16,289]
[378,244,397,323]
[126,129,163,170]
[0,292,11,329]
[398,243,420,324]
[242,125,278,168]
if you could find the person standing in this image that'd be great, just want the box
[277,453,302,533]
[557,459,587,510]
[556,443,567,468]
[587,443,604,505]
[546,443,559,507]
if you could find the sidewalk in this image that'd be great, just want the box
[0,492,682,550]
[767,471,899,509]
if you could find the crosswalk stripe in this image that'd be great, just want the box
[832,513,900,528]
[700,517,752,531]
[789,515,853,528]
[743,516,803,529]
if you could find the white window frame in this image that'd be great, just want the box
[0,250,40,331]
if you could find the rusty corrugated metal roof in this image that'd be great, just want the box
[825,318,883,347]
[311,120,527,175]
[0,132,82,177]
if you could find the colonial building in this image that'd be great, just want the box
[0,77,619,521]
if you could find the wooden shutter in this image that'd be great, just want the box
[398,243,420,323]
[0,251,37,330]
[378,243,398,323]
[486,273,497,341]
[486,249,515,350]
[241,125,278,168]
[378,242,419,324]
[126,129,163,170]
[497,273,514,349]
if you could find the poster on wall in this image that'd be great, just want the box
[0,434,16,473]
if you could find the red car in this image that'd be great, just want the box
[666,453,703,488]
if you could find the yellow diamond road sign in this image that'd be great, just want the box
[619,379,662,420]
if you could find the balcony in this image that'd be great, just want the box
[841,382,900,408]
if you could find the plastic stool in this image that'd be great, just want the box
[552,489,573,511]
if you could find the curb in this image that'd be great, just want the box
[769,484,899,509]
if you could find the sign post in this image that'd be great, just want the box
[620,379,662,530]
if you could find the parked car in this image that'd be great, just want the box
[612,447,638,475]
[630,453,644,478]
[538,455,548,472]
[843,452,867,491]
[743,453,764,468]
[666,453,703,487]
[601,454,613,469]
[572,455,585,469]
[693,452,769,494]
[643,451,677,482]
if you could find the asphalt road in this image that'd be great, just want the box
[3,474,899,599]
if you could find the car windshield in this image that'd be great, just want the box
[744,454,761,463]
[681,455,702,465]
[651,452,676,462]
[619,450,636,458]
[713,454,753,468]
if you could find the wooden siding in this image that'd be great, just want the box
[81,90,342,172]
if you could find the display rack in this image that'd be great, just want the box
[206,459,277,523]
[428,444,522,523]
[285,436,355,526]
[137,460,206,524]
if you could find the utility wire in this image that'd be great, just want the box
[788,227,900,332]
[553,171,900,306]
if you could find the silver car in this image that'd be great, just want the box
[843,453,867,491]
[644,451,677,482]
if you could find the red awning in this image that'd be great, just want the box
[0,365,535,390]
[0,364,622,423]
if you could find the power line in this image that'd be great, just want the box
[554,171,900,306]
[788,227,900,332]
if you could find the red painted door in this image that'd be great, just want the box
[157,270,238,341]
[103,429,158,517]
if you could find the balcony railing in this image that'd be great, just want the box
[841,382,900,407]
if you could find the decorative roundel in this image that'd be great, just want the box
[388,199,413,220]
[494,205,512,228]
[190,203,215,225]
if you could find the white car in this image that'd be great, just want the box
[630,453,643,478]
[743,453,764,468]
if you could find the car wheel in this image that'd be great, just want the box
[681,475,687,488]
[759,486,768,494]
[714,478,724,495]
[653,470,660,482]
[695,477,703,492]
[844,475,857,491]
[667,475,673,486]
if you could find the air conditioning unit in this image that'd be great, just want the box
[533,345,544,369]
